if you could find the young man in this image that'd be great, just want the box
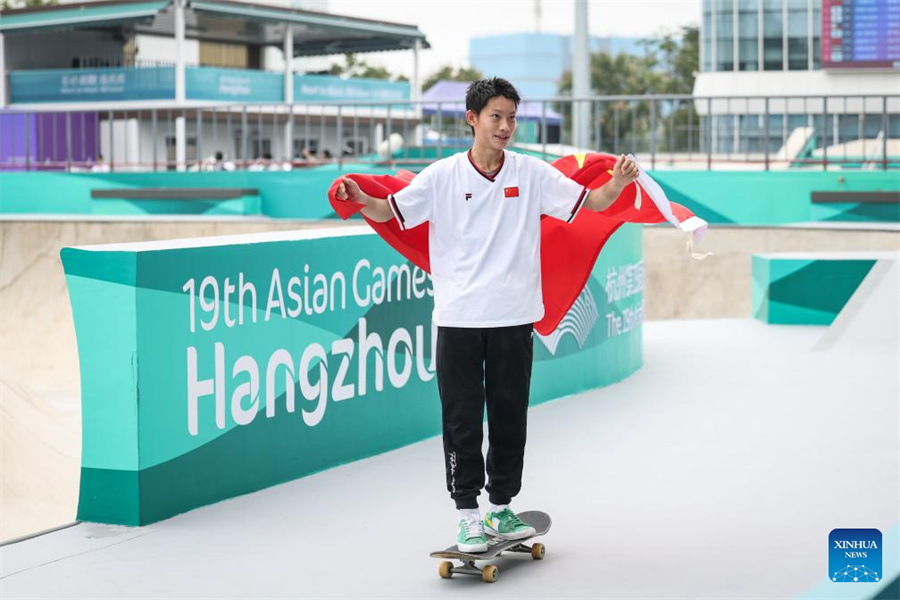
[336,78,639,552]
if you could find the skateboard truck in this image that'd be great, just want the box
[437,541,545,583]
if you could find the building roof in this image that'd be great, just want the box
[0,0,168,34]
[0,0,430,56]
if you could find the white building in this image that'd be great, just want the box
[694,0,899,157]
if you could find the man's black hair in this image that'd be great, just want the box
[465,77,520,135]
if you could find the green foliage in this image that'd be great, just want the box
[557,26,700,153]
[422,65,484,92]
[327,54,406,82]
[2,0,58,10]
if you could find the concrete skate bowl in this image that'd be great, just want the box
[0,217,350,541]
[1,213,898,541]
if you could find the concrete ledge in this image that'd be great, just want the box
[812,191,900,204]
[752,251,899,325]
[91,188,259,200]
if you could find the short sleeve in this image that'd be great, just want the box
[536,159,589,224]
[388,165,437,230]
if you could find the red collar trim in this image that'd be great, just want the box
[467,149,504,182]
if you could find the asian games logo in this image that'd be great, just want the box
[829,529,881,583]
[535,286,599,355]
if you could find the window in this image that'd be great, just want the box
[763,0,785,70]
[716,0,735,71]
[342,138,366,156]
[812,1,821,69]
[250,138,271,159]
[294,138,319,156]
[787,0,808,70]
[164,135,197,169]
[703,0,714,71]
[739,0,760,70]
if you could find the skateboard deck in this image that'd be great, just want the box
[430,510,551,583]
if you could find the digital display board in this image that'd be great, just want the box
[822,0,900,68]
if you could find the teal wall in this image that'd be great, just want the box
[0,164,392,218]
[61,224,643,525]
[2,165,898,222]
[752,255,877,325]
[648,170,900,225]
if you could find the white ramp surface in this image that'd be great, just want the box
[815,254,900,351]
[1,316,898,599]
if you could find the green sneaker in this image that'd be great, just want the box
[484,508,536,540]
[457,515,488,553]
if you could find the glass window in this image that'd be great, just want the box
[787,0,808,69]
[716,0,735,71]
[812,2,821,69]
[703,0,713,71]
[763,0,784,70]
[739,0,759,70]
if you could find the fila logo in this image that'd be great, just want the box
[504,186,519,198]
[465,192,472,201]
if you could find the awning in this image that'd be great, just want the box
[189,0,430,56]
[0,0,170,34]
[0,0,430,57]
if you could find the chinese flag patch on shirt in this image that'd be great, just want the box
[504,186,519,198]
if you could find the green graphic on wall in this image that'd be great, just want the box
[752,254,877,325]
[62,224,644,526]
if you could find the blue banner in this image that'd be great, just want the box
[293,74,409,103]
[9,67,174,103]
[9,68,409,105]
[186,67,284,102]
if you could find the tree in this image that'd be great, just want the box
[558,51,662,151]
[651,26,700,151]
[422,65,483,92]
[327,54,406,82]
[557,26,699,153]
[1,0,57,9]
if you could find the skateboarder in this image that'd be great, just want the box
[336,78,640,553]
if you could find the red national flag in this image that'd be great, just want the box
[504,186,519,198]
[328,152,708,335]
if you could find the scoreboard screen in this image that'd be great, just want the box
[822,0,900,68]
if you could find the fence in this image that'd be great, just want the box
[1,94,897,172]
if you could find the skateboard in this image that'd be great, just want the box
[429,510,551,583]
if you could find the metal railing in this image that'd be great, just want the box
[0,94,897,172]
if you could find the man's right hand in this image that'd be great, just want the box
[336,177,362,202]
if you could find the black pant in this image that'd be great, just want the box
[436,323,534,509]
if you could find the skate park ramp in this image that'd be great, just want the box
[2,309,898,598]
[1,217,898,598]
[0,217,349,543]
[813,253,900,351]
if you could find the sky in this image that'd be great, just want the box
[322,0,703,79]
[49,0,702,79]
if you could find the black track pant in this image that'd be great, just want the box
[436,323,534,509]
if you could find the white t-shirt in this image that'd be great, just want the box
[388,149,588,328]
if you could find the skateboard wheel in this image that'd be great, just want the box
[482,565,498,583]
[438,561,453,578]
[531,543,545,560]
